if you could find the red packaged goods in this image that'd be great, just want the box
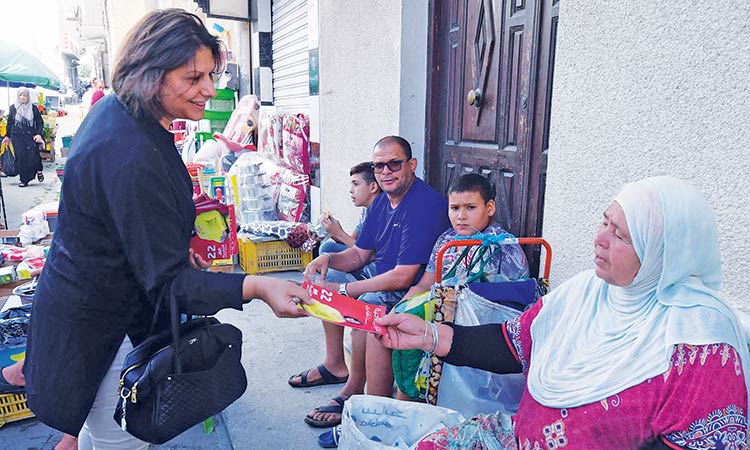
[300,281,386,335]
[190,194,238,261]
[281,114,310,175]
[223,95,260,146]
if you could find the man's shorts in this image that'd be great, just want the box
[326,264,407,313]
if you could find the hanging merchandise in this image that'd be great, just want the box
[280,114,310,175]
[258,107,282,163]
[275,166,309,223]
[222,95,260,147]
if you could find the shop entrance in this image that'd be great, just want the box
[425,0,559,273]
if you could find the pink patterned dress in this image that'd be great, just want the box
[419,299,748,450]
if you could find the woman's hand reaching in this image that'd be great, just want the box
[375,313,454,357]
[243,276,311,318]
[374,313,431,351]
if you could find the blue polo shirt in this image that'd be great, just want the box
[356,178,450,284]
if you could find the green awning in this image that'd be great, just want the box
[0,41,63,91]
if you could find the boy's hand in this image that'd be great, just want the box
[321,216,345,238]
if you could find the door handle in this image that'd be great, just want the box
[467,89,483,107]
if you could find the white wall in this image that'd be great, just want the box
[317,1,430,230]
[399,1,429,177]
[543,1,750,309]
[317,0,404,229]
[106,0,205,74]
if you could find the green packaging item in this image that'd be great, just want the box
[0,266,16,284]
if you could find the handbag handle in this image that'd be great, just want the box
[169,289,184,374]
[147,283,187,374]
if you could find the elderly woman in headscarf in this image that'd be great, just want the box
[1,87,44,187]
[376,176,748,450]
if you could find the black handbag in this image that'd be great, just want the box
[113,291,247,444]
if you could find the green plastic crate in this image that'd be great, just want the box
[203,110,232,121]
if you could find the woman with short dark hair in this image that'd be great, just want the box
[22,9,310,448]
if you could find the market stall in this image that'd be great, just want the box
[180,92,316,274]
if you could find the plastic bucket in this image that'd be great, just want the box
[61,135,74,147]
[45,212,58,232]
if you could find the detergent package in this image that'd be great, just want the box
[190,194,238,262]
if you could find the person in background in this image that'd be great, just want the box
[292,136,451,431]
[23,9,310,450]
[1,87,44,187]
[90,79,105,108]
[318,161,381,254]
[377,176,748,450]
[404,172,529,300]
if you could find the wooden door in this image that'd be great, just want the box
[426,0,559,274]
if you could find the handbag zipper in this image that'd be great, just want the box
[118,346,170,403]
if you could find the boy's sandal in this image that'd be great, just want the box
[304,395,345,428]
[37,171,44,182]
[288,364,348,388]
[317,425,342,448]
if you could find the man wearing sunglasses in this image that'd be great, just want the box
[294,136,450,432]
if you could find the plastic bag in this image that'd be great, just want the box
[280,114,310,174]
[258,107,282,163]
[275,167,309,222]
[338,394,464,450]
[1,141,18,177]
[436,286,525,417]
[223,95,260,146]
[392,291,435,401]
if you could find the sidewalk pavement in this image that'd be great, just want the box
[217,270,346,450]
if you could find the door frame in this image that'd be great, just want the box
[423,0,552,273]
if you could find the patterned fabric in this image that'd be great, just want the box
[240,220,300,240]
[426,223,529,282]
[417,413,518,450]
[502,300,749,450]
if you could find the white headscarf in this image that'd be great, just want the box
[14,87,35,125]
[527,176,749,409]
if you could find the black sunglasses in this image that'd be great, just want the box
[371,158,411,173]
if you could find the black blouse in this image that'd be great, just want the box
[24,95,245,435]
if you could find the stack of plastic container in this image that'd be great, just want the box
[237,161,275,224]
